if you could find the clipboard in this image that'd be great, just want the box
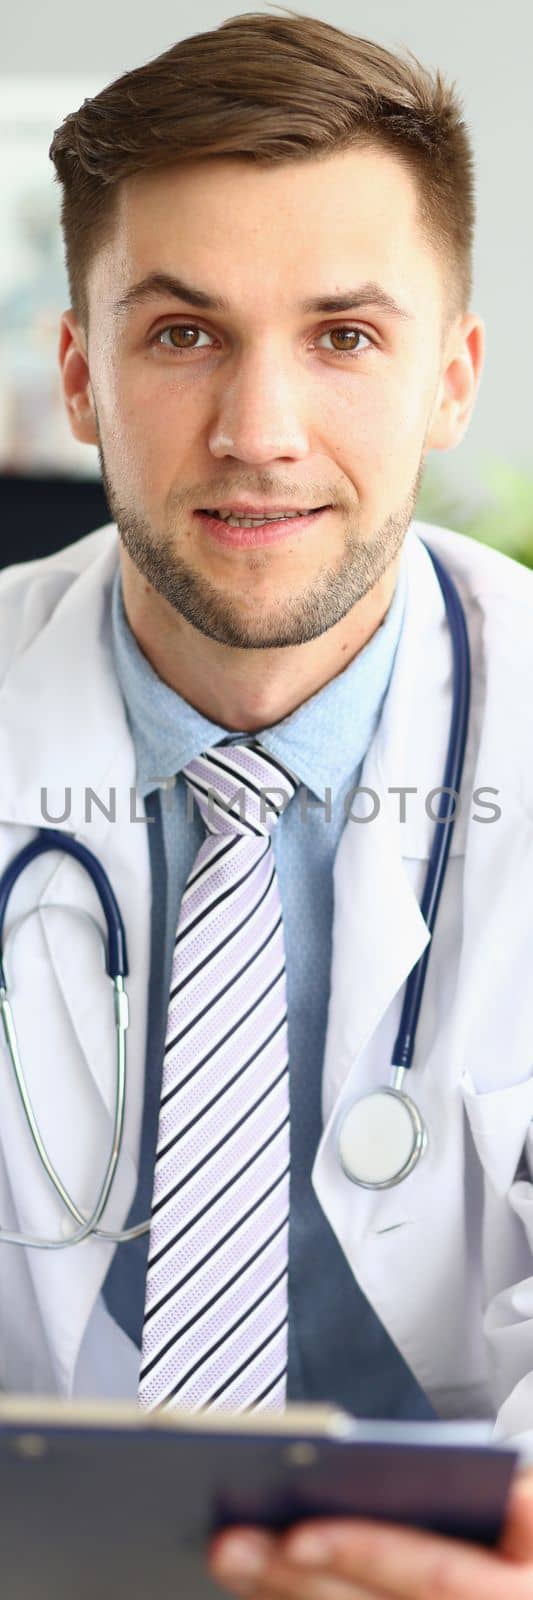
[0,1396,520,1599]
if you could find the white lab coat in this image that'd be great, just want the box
[0,517,532,1451]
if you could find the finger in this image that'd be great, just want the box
[499,1468,533,1563]
[208,1528,276,1593]
[244,1578,383,1600]
[280,1516,533,1599]
[215,1565,382,1600]
[208,1528,385,1599]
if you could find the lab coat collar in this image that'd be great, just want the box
[0,528,127,834]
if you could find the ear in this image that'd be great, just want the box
[58,310,99,447]
[424,313,486,453]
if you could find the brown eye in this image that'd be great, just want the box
[319,326,371,356]
[168,327,199,348]
[155,325,214,351]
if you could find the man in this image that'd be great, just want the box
[1,8,532,1594]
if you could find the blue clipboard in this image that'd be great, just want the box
[0,1397,520,1599]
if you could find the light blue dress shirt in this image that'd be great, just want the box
[102,545,408,1352]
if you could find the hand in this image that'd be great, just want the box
[208,1465,533,1598]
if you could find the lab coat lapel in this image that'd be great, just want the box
[0,529,152,1390]
[313,528,473,1353]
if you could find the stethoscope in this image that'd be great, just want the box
[0,541,470,1249]
[337,542,471,1189]
[0,832,146,1250]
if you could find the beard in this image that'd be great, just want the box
[96,441,424,650]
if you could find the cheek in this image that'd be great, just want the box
[333,380,429,524]
[320,368,426,462]
[131,368,206,443]
[93,337,177,436]
[97,363,201,483]
[368,381,427,451]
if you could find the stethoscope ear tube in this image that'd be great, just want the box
[0,827,128,980]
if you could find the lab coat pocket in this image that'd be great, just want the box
[459,1067,533,1198]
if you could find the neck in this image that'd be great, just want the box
[119,552,402,733]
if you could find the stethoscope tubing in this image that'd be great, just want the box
[0,827,128,985]
[0,831,141,1248]
[389,543,471,1073]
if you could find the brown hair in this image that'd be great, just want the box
[49,6,476,335]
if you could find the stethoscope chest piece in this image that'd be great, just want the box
[337,1087,428,1189]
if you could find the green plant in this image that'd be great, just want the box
[415,458,533,570]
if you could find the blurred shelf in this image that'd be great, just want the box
[0,472,110,568]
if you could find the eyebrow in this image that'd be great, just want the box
[112,271,414,322]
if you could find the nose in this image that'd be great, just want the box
[207,344,311,464]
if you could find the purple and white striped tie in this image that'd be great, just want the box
[138,739,299,1413]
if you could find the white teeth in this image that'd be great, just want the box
[213,511,309,527]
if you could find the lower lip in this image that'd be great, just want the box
[195,507,329,547]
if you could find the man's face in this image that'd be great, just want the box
[69,146,464,648]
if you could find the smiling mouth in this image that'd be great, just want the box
[204,505,330,526]
[195,505,331,547]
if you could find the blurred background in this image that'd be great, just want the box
[1,0,532,569]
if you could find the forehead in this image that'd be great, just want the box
[95,145,441,314]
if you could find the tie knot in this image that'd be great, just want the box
[183,740,299,838]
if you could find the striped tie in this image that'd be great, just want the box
[138,739,299,1413]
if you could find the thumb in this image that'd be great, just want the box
[499,1468,533,1562]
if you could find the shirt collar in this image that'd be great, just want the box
[111,540,408,803]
